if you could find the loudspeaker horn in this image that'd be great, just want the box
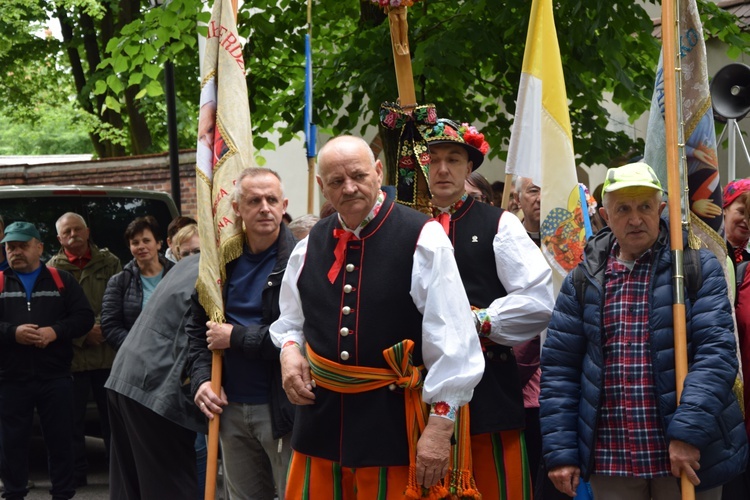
[711,63,750,120]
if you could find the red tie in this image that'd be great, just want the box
[328,228,356,284]
[437,212,450,235]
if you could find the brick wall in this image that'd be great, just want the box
[0,151,198,218]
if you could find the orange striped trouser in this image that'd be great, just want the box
[285,451,412,500]
[286,431,531,500]
[302,340,441,498]
[471,429,533,500]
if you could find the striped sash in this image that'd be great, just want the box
[306,340,480,499]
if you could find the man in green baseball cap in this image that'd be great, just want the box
[1,221,44,273]
[541,161,746,499]
[0,220,95,499]
[0,221,42,244]
[601,162,663,196]
[599,162,665,262]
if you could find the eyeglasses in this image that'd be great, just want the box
[179,248,201,259]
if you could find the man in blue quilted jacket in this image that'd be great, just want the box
[539,162,747,500]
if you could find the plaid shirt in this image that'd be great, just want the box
[593,244,671,478]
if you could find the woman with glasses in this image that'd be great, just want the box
[172,224,200,261]
[465,171,494,205]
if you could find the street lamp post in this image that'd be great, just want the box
[149,0,181,213]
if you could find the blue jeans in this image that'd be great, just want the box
[219,402,291,500]
[0,377,75,500]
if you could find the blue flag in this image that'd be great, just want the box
[304,33,316,159]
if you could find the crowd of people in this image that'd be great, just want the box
[0,125,749,500]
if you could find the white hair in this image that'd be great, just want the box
[288,214,320,239]
[55,212,87,235]
[515,176,538,193]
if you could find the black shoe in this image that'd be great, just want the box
[74,477,87,488]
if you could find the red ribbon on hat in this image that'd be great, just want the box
[328,228,357,284]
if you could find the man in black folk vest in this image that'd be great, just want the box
[271,135,484,499]
[425,119,554,499]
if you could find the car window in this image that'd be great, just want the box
[0,194,177,263]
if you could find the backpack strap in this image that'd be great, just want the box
[572,265,587,310]
[47,266,65,293]
[0,268,64,295]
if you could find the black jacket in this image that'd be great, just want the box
[101,255,174,350]
[187,224,297,439]
[0,265,95,380]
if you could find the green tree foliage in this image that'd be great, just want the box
[0,0,200,158]
[0,107,92,155]
[1,0,749,166]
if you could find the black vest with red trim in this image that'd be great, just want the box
[446,198,525,434]
[293,196,428,467]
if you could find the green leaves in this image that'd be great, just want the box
[3,0,750,163]
[159,8,179,28]
[106,74,123,94]
[94,80,107,95]
[143,63,162,80]
[104,95,121,113]
[0,108,93,155]
[113,56,129,74]
[145,80,164,97]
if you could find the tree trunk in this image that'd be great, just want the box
[119,0,153,155]
[56,6,107,158]
[83,9,126,158]
[56,1,149,158]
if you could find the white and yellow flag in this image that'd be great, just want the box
[506,0,584,285]
[195,0,252,322]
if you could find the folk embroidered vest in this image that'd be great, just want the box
[293,197,429,466]
[448,199,525,434]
